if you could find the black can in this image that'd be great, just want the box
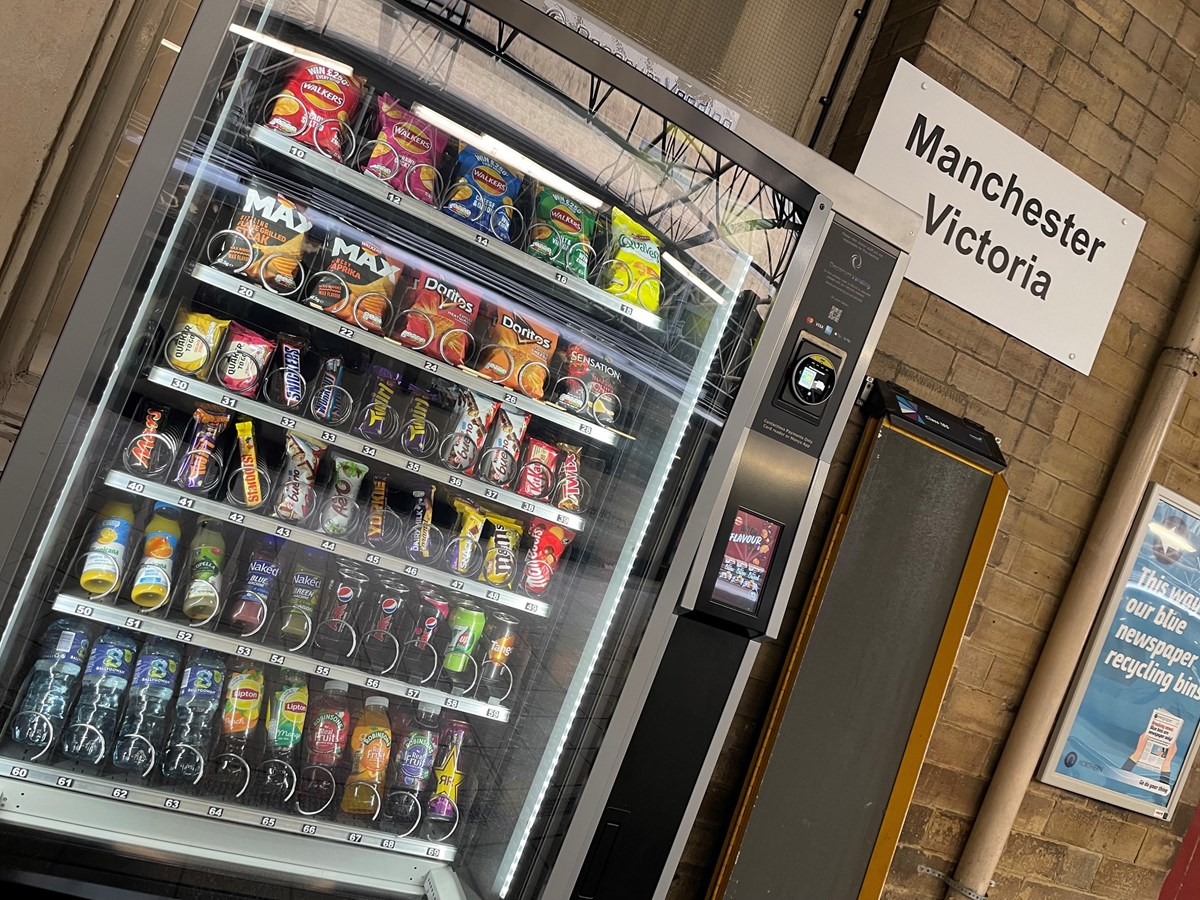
[357,578,412,674]
[399,588,450,683]
[478,613,521,702]
[312,563,371,660]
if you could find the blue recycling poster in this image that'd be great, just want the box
[1045,491,1200,818]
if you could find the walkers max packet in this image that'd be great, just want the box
[362,96,448,205]
[526,187,596,280]
[477,305,559,400]
[211,180,313,295]
[305,229,403,335]
[600,207,662,312]
[442,146,523,243]
[265,61,366,163]
[393,269,480,366]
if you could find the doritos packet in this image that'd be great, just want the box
[362,96,448,205]
[393,269,480,366]
[601,207,662,312]
[211,180,313,295]
[265,62,366,163]
[526,187,596,280]
[442,146,523,243]
[477,305,559,400]
[305,230,402,335]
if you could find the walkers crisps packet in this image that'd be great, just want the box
[442,146,523,243]
[600,207,662,312]
[393,269,480,366]
[305,230,403,335]
[211,180,313,295]
[265,62,366,163]
[526,187,596,280]
[362,96,448,205]
[477,305,559,400]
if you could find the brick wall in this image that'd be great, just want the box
[827,1,1200,898]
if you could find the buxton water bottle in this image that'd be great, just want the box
[60,628,138,764]
[161,649,225,783]
[10,618,91,753]
[112,637,182,774]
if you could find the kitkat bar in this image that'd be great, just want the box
[515,438,559,501]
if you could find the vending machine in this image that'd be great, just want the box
[0,1,917,897]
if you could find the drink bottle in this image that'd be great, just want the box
[112,637,182,774]
[10,618,91,752]
[79,500,135,596]
[278,547,327,646]
[228,535,283,634]
[161,650,226,783]
[60,628,138,764]
[180,519,226,623]
[210,663,265,797]
[341,696,392,815]
[257,669,308,806]
[426,718,470,841]
[385,702,440,832]
[295,680,350,815]
[130,503,182,608]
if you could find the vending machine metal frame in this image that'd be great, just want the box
[0,1,921,897]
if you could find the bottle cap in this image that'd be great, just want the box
[365,696,389,708]
[324,680,349,693]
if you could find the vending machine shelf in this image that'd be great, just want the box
[50,594,512,723]
[102,471,553,618]
[189,263,626,447]
[247,125,668,333]
[0,759,458,861]
[143,366,587,532]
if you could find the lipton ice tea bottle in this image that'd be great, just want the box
[79,500,136,596]
[130,503,182,608]
[341,696,392,815]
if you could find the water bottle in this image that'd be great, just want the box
[10,618,91,754]
[60,628,139,764]
[112,637,182,775]
[161,649,225,783]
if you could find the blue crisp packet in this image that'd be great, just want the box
[442,146,523,243]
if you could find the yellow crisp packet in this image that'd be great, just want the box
[602,208,662,312]
[165,309,229,380]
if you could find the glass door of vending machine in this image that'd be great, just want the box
[0,1,911,897]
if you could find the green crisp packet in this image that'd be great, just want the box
[525,187,596,280]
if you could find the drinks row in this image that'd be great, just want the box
[8,618,477,840]
[79,506,527,691]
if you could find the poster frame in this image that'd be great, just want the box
[1040,483,1200,820]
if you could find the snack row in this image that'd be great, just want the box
[259,60,664,312]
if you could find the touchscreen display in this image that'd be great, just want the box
[712,508,783,614]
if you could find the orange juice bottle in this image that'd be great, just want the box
[340,696,391,815]
[130,503,182,608]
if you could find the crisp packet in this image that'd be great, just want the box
[304,229,402,335]
[173,406,230,492]
[211,180,312,295]
[478,406,530,487]
[440,389,499,474]
[393,268,479,366]
[275,431,328,521]
[522,518,575,595]
[477,305,559,400]
[481,514,523,589]
[265,62,366,162]
[361,96,448,204]
[165,310,229,380]
[319,455,369,535]
[217,321,274,396]
[601,207,661,312]
[526,187,596,279]
[442,146,523,243]
[553,342,626,426]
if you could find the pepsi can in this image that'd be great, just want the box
[358,578,411,674]
[400,588,450,683]
[313,562,370,660]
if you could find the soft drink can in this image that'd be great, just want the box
[314,563,370,657]
[443,602,486,677]
[479,613,520,694]
[426,718,469,831]
[411,590,450,650]
[358,578,411,672]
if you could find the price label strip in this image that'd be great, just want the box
[145,366,585,532]
[248,125,667,332]
[0,759,456,860]
[190,263,623,448]
[52,592,512,723]
[104,471,551,619]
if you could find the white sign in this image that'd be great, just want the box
[856,60,1143,373]
[542,1,741,129]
